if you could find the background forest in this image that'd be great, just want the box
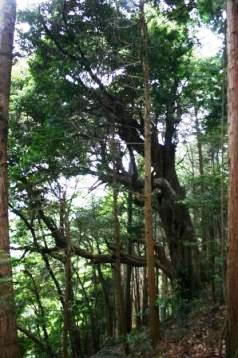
[0,0,231,357]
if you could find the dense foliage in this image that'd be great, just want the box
[7,0,228,356]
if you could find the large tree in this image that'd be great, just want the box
[141,0,160,345]
[226,0,238,357]
[0,0,19,356]
[17,0,201,300]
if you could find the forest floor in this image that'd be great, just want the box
[91,303,225,357]
[156,303,225,357]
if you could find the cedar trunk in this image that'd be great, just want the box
[141,0,160,346]
[0,0,20,356]
[125,191,133,333]
[113,185,126,337]
[226,1,238,357]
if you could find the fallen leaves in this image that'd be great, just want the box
[156,305,225,358]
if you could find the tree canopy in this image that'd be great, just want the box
[0,0,231,356]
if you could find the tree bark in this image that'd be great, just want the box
[226,1,238,357]
[140,0,160,346]
[63,208,82,358]
[134,268,141,328]
[195,107,207,257]
[156,144,201,299]
[125,191,133,333]
[112,184,126,337]
[0,0,20,356]
[63,222,70,358]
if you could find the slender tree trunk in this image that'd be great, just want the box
[125,191,133,333]
[111,135,127,339]
[226,1,238,357]
[63,212,82,358]
[134,268,141,328]
[41,252,65,307]
[210,223,216,302]
[97,265,114,337]
[161,272,168,321]
[140,0,160,346]
[24,270,53,356]
[112,184,126,337]
[63,226,70,358]
[195,108,207,255]
[0,1,20,356]
[77,269,98,354]
[142,267,148,325]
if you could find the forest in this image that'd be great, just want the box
[1,0,238,357]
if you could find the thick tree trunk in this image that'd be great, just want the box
[155,144,201,299]
[0,0,20,356]
[141,0,160,346]
[226,1,238,357]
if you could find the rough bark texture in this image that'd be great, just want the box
[0,0,20,356]
[155,143,201,299]
[226,1,238,357]
[141,0,160,346]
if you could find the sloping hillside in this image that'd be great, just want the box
[91,304,225,358]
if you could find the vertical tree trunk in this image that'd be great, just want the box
[24,270,53,356]
[156,145,201,300]
[226,1,238,357]
[160,272,168,322]
[63,222,70,358]
[140,0,160,346]
[64,210,82,358]
[111,135,127,339]
[134,268,141,328]
[112,184,126,337]
[77,270,98,354]
[0,1,20,356]
[125,191,133,333]
[97,265,114,337]
[142,267,148,325]
[195,107,207,256]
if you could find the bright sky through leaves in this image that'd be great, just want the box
[17,0,223,58]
